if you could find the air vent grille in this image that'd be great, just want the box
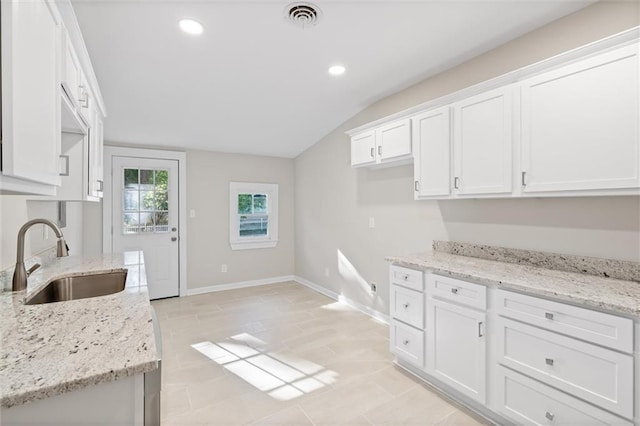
[285,2,321,28]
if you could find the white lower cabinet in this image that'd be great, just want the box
[390,320,424,368]
[426,280,487,404]
[2,374,144,425]
[389,266,425,368]
[390,285,424,329]
[389,265,638,425]
[497,366,632,426]
[496,316,634,419]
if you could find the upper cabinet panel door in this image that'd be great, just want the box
[350,130,377,167]
[521,44,639,193]
[413,107,451,199]
[1,0,62,186]
[453,86,513,196]
[376,119,412,162]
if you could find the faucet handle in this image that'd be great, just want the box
[26,263,41,277]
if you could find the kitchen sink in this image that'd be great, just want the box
[25,270,127,305]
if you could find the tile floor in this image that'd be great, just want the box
[152,281,485,426]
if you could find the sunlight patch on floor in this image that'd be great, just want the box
[191,333,338,401]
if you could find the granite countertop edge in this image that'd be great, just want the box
[387,253,640,318]
[0,252,158,408]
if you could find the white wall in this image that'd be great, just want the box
[186,150,295,290]
[0,197,84,270]
[294,1,640,315]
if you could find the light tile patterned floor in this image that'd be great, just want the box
[152,281,485,426]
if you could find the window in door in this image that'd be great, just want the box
[230,182,278,250]
[122,168,169,234]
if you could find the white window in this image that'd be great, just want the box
[229,182,278,250]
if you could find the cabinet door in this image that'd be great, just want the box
[521,44,639,193]
[412,107,451,198]
[89,113,104,199]
[426,296,486,403]
[453,86,513,195]
[61,28,81,107]
[376,119,411,162]
[351,131,376,167]
[1,0,62,186]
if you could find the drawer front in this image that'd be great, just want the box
[497,366,632,426]
[391,285,424,328]
[390,265,424,292]
[496,317,634,419]
[494,289,633,353]
[426,274,486,310]
[390,320,424,368]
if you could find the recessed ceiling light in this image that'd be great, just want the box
[179,19,204,35]
[328,65,346,76]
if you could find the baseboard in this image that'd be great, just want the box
[186,275,296,296]
[292,275,339,300]
[293,275,390,324]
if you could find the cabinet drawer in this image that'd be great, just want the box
[390,285,424,329]
[426,274,486,310]
[496,317,634,419]
[497,366,632,426]
[390,320,424,368]
[390,265,424,292]
[494,290,633,353]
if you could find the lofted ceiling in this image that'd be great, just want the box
[73,0,593,158]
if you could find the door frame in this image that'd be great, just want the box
[103,146,187,297]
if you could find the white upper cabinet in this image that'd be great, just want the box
[1,0,62,191]
[412,107,451,199]
[89,112,105,199]
[61,29,82,110]
[52,100,104,202]
[1,0,106,198]
[350,130,377,167]
[520,44,639,194]
[453,86,513,196]
[350,119,412,167]
[376,119,412,162]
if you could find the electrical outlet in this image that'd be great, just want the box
[43,225,49,240]
[368,217,375,228]
[324,267,330,277]
[189,209,196,218]
[370,282,377,293]
[221,264,227,273]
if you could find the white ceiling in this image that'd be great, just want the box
[73,0,593,158]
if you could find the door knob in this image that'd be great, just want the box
[171,237,177,242]
[171,227,177,232]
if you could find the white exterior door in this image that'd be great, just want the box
[111,156,179,299]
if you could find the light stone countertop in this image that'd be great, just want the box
[387,251,640,318]
[0,251,158,408]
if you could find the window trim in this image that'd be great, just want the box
[229,182,279,250]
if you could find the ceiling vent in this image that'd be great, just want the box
[285,2,321,28]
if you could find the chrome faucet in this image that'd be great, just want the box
[12,219,69,292]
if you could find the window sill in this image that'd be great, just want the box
[230,240,278,250]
